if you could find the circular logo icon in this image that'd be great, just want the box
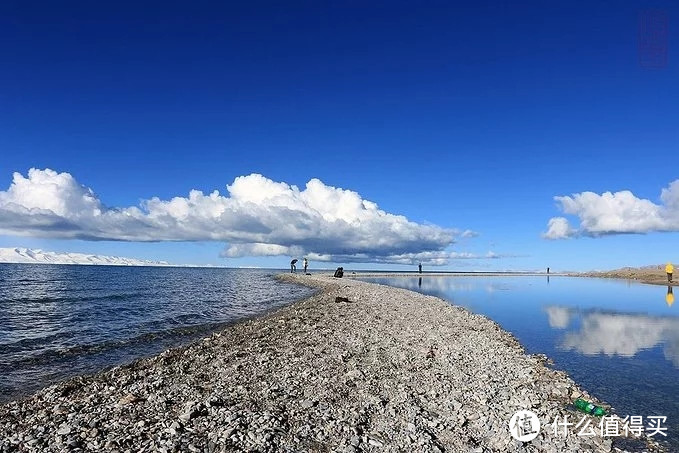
[509,410,540,442]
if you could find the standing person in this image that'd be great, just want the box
[290,259,298,273]
[303,258,308,274]
[666,262,673,283]
[547,267,550,274]
[418,263,422,274]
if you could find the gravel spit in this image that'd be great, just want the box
[0,274,666,452]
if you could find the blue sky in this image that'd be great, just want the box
[0,1,677,271]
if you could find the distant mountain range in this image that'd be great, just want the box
[0,247,173,267]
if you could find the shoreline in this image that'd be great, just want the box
[347,272,564,278]
[1,274,664,452]
[350,269,677,289]
[572,268,679,287]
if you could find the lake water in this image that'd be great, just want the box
[361,275,679,450]
[0,264,314,402]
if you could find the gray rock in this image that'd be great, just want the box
[56,424,71,436]
[368,436,384,447]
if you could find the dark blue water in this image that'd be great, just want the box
[0,264,314,402]
[362,275,679,450]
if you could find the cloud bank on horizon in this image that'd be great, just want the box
[544,180,679,239]
[0,168,488,265]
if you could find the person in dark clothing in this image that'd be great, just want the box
[418,263,422,274]
[290,259,298,273]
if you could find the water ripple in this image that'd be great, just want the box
[0,264,312,401]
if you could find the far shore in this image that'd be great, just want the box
[348,267,678,288]
[347,271,563,278]
[572,266,679,287]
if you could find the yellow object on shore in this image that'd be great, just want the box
[666,263,674,274]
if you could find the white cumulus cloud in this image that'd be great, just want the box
[0,168,490,265]
[460,229,480,238]
[543,217,576,239]
[543,180,679,239]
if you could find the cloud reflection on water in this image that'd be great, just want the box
[369,277,475,293]
[544,306,572,329]
[545,306,679,368]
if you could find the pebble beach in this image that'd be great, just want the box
[0,274,665,452]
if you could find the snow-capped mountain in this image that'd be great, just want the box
[0,248,173,267]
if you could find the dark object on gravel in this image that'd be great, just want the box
[333,267,344,278]
[335,296,351,303]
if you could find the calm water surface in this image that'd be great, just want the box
[362,275,679,450]
[0,264,314,402]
